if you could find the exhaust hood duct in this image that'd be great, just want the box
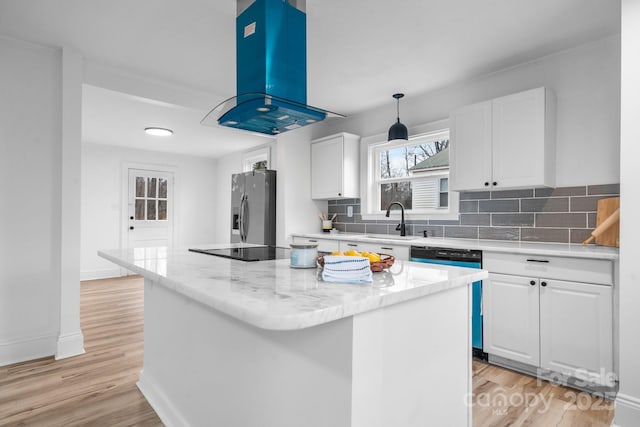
[202,0,343,136]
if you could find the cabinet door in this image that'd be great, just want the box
[449,101,492,191]
[491,88,546,189]
[311,136,344,199]
[483,273,540,366]
[540,280,613,386]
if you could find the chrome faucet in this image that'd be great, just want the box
[385,202,406,236]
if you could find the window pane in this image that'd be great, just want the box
[136,177,145,197]
[147,200,156,220]
[158,200,167,220]
[147,177,157,197]
[440,193,449,208]
[380,181,412,210]
[440,178,448,192]
[135,199,145,220]
[379,139,449,179]
[158,178,168,198]
[253,160,267,170]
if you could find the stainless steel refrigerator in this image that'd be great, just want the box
[230,170,276,246]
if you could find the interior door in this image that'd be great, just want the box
[127,168,174,249]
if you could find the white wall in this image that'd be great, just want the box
[317,36,621,187]
[615,1,640,425]
[81,143,218,279]
[0,36,62,364]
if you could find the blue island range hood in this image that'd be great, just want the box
[202,0,342,136]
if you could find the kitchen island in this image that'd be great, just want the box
[99,244,487,427]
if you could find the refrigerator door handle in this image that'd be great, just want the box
[240,193,248,242]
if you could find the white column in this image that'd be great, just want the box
[56,46,85,359]
[615,1,640,425]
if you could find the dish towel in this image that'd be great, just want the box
[322,256,373,284]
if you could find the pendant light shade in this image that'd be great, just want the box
[388,93,408,142]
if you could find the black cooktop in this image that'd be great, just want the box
[188,246,290,262]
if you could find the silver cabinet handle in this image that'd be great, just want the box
[381,247,394,251]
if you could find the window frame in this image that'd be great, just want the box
[360,119,459,221]
[242,146,271,172]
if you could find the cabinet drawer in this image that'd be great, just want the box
[340,242,409,261]
[483,252,613,286]
[292,237,339,253]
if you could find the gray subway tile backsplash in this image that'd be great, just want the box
[535,212,586,228]
[491,189,534,199]
[327,184,619,244]
[520,197,569,212]
[479,199,520,213]
[534,186,586,197]
[587,183,620,195]
[479,227,520,241]
[492,213,535,227]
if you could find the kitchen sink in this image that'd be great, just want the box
[364,234,418,241]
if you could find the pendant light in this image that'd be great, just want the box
[387,93,408,142]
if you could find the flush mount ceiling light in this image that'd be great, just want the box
[144,127,173,137]
[387,93,408,143]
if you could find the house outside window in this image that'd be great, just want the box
[361,121,459,220]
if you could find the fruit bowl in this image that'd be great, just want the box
[316,254,395,272]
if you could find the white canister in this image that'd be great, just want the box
[290,243,319,268]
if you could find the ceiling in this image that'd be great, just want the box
[0,0,620,158]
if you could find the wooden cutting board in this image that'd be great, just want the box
[595,197,620,247]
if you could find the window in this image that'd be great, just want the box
[362,121,458,220]
[243,147,271,172]
[134,176,169,221]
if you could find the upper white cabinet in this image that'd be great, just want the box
[311,133,360,200]
[450,87,556,192]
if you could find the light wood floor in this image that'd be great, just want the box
[0,276,615,426]
[0,276,162,426]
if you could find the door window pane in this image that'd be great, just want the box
[136,177,145,197]
[147,200,156,220]
[158,178,168,198]
[135,199,145,220]
[158,200,167,220]
[147,178,157,197]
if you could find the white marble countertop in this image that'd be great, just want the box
[98,243,487,331]
[291,232,619,261]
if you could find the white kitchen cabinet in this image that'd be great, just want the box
[483,252,614,387]
[483,273,540,366]
[540,279,613,384]
[450,87,556,192]
[340,241,409,261]
[311,133,360,199]
[291,236,340,253]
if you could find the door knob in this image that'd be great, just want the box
[541,281,547,287]
[129,226,134,230]
[529,280,536,286]
[130,216,134,220]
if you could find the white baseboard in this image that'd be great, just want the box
[80,268,123,281]
[614,393,640,426]
[137,370,190,427]
[55,331,85,360]
[0,333,57,366]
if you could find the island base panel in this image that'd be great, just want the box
[138,278,472,427]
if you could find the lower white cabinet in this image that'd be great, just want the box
[540,279,613,384]
[483,273,540,366]
[483,260,614,386]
